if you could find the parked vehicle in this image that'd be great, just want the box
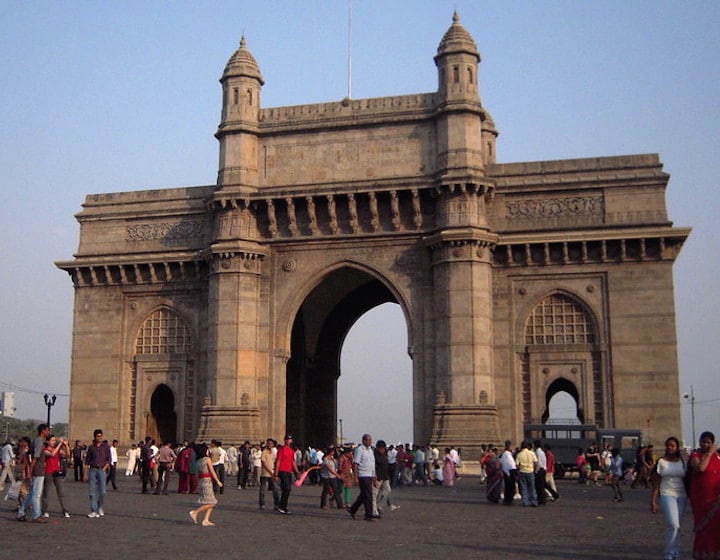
[523,423,642,478]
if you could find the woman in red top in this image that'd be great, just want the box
[41,434,71,517]
[689,431,720,558]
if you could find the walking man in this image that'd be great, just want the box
[274,434,299,514]
[0,438,15,492]
[259,438,280,511]
[85,429,111,517]
[17,423,51,522]
[349,433,376,521]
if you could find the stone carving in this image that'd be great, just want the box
[505,196,603,219]
[126,220,204,241]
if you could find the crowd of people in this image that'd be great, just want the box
[2,424,720,558]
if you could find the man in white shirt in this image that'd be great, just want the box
[501,440,518,506]
[534,440,547,505]
[348,434,376,521]
[106,440,119,490]
[0,439,15,491]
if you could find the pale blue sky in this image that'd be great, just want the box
[1,2,717,445]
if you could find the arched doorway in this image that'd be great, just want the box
[148,384,177,444]
[286,267,410,448]
[543,379,583,424]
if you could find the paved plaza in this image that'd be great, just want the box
[3,472,693,559]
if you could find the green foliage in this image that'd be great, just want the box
[0,417,67,441]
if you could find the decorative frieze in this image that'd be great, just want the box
[505,195,603,220]
[126,220,205,241]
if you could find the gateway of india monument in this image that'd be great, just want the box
[57,13,689,457]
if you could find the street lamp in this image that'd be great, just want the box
[683,385,696,448]
[43,394,57,427]
[338,418,343,446]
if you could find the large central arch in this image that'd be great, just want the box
[285,266,406,447]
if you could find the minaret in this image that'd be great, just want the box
[216,36,264,191]
[434,11,497,178]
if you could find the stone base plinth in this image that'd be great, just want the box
[196,405,260,443]
[430,403,501,460]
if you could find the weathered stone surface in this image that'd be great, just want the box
[56,14,688,456]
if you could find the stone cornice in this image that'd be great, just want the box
[424,227,499,251]
[55,255,207,288]
[493,227,690,267]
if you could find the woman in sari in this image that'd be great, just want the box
[689,431,720,559]
[482,447,503,503]
[441,448,455,487]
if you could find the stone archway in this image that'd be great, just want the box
[149,384,177,444]
[285,266,402,448]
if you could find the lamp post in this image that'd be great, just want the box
[338,418,343,446]
[43,394,57,427]
[683,385,696,448]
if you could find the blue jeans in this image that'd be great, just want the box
[660,494,687,560]
[19,476,45,519]
[518,471,538,506]
[88,467,106,513]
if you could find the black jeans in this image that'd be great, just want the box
[278,471,293,511]
[503,469,517,505]
[350,476,374,519]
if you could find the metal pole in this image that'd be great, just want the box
[339,418,343,446]
[690,385,696,447]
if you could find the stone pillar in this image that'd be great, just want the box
[197,243,267,442]
[426,185,500,458]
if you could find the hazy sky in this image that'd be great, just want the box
[1,2,718,446]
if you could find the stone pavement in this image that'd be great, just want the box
[3,474,692,559]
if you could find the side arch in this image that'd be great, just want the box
[519,291,609,428]
[128,306,196,443]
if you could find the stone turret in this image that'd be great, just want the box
[216,36,264,191]
[434,12,497,178]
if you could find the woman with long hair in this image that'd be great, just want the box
[189,443,223,527]
[650,436,688,560]
[689,431,720,558]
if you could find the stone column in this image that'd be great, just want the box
[426,184,500,457]
[198,242,267,443]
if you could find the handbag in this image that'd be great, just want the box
[4,480,21,501]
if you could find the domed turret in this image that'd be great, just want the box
[216,36,263,190]
[223,36,264,84]
[435,11,480,101]
[436,10,480,61]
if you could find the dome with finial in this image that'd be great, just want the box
[222,36,264,83]
[436,11,480,60]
